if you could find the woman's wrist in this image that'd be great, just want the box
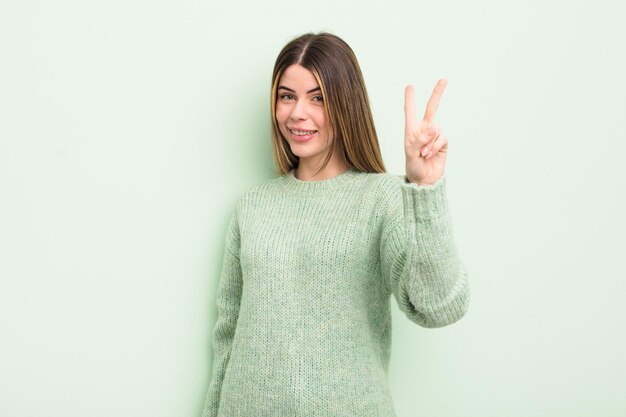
[405,175,434,186]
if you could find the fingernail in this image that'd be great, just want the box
[421,146,429,156]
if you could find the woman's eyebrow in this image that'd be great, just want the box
[278,86,321,94]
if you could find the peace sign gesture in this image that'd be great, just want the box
[404,79,448,185]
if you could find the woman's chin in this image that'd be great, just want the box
[289,148,319,160]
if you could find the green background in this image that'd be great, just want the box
[1,0,625,416]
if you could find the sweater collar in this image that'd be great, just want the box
[281,167,361,193]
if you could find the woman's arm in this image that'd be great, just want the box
[380,175,469,328]
[201,210,243,417]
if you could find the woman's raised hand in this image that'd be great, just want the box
[404,79,448,185]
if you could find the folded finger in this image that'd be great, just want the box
[426,134,448,158]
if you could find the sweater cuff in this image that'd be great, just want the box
[400,174,456,262]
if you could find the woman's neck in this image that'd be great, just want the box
[295,159,349,182]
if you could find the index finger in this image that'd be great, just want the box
[404,84,418,135]
[423,78,447,122]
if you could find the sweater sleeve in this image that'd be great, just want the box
[380,174,470,328]
[201,208,243,417]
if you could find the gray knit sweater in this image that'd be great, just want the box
[201,168,470,417]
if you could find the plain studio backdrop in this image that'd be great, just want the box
[1,0,624,416]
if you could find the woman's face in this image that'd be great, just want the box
[275,64,333,165]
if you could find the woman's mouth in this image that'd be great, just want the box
[289,129,318,142]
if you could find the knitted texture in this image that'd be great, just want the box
[201,168,470,417]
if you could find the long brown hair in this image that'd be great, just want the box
[270,32,386,176]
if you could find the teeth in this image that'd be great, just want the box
[291,129,316,136]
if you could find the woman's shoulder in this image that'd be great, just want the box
[359,171,406,200]
[240,173,285,195]
[231,173,286,208]
[363,171,406,187]
[370,172,408,210]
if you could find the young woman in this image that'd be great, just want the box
[201,32,470,417]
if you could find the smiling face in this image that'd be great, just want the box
[275,64,335,169]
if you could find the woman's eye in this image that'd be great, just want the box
[313,95,324,102]
[279,94,294,100]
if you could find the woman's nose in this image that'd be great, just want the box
[290,101,306,121]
